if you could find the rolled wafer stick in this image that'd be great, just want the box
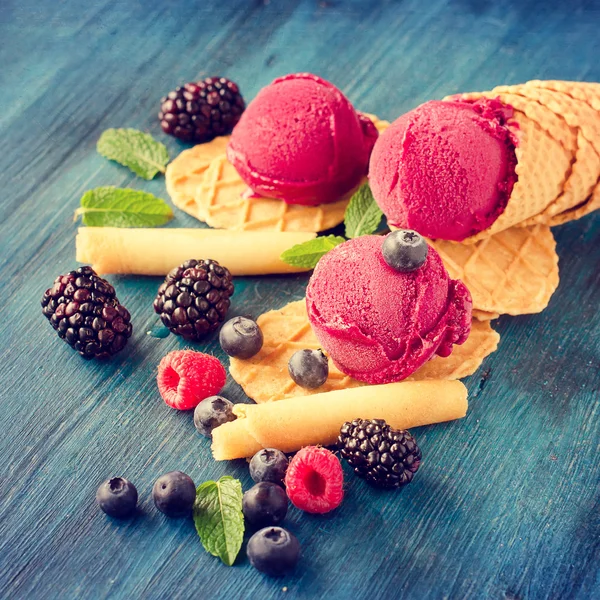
[212,380,468,460]
[75,227,316,276]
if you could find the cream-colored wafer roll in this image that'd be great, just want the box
[76,227,316,276]
[212,380,468,460]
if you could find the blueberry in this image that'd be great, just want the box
[247,527,300,577]
[250,448,288,485]
[219,316,263,359]
[152,471,196,517]
[96,477,138,518]
[288,349,328,389]
[382,230,429,272]
[243,482,288,528]
[193,396,236,438]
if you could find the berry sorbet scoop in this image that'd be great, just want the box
[369,98,518,241]
[306,232,472,384]
[227,73,378,206]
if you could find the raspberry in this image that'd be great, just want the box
[284,446,343,514]
[157,350,226,410]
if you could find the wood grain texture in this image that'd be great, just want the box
[0,0,599,598]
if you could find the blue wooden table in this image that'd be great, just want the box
[1,1,599,598]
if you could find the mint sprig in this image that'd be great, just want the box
[280,235,346,269]
[280,183,384,269]
[97,128,169,180]
[193,476,244,567]
[74,187,174,227]
[344,182,383,238]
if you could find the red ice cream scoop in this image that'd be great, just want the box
[227,73,378,206]
[306,235,472,385]
[369,97,518,241]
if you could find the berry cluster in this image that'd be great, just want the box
[339,419,422,489]
[41,266,132,359]
[159,77,245,143]
[240,445,344,576]
[154,259,234,342]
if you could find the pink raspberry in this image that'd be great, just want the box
[157,350,226,410]
[284,446,344,514]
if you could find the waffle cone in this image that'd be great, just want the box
[430,225,559,315]
[472,309,500,321]
[229,300,499,404]
[456,108,571,242]
[491,83,600,225]
[524,79,600,119]
[449,81,600,236]
[457,90,577,151]
[495,83,600,142]
[523,80,600,112]
[522,131,600,225]
[166,114,389,233]
[548,182,600,226]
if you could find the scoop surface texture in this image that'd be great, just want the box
[227,73,378,206]
[369,98,518,241]
[306,235,472,384]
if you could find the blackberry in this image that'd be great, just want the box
[153,259,234,341]
[158,77,245,143]
[338,419,421,489]
[41,266,132,360]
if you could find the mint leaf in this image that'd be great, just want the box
[97,128,169,180]
[74,187,174,227]
[344,183,383,238]
[280,235,346,269]
[193,476,244,566]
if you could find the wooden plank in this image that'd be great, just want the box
[0,0,599,598]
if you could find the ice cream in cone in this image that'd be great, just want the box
[369,80,600,243]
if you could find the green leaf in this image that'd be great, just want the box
[280,235,346,269]
[344,182,383,238]
[97,128,169,180]
[74,187,174,227]
[193,476,244,567]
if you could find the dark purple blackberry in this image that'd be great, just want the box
[158,77,245,143]
[153,259,234,341]
[41,266,132,360]
[338,419,421,489]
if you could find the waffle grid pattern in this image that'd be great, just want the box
[430,225,559,315]
[229,300,499,403]
[166,114,389,233]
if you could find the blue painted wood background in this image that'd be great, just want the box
[0,1,599,598]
